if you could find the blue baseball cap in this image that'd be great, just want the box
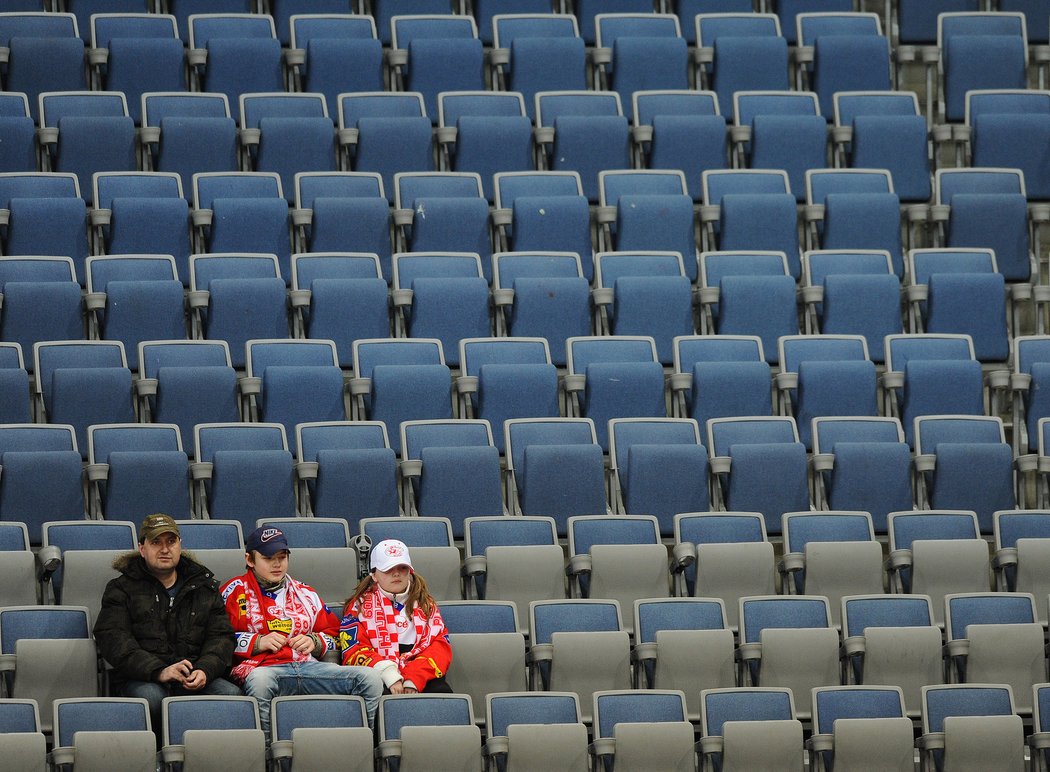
[245,526,291,557]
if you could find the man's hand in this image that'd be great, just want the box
[254,632,288,653]
[181,669,208,691]
[389,680,406,695]
[288,633,317,655]
[158,660,193,684]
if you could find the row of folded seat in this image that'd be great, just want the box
[13,507,1050,643]
[0,335,1044,537]
[1,161,1034,294]
[2,9,1049,271]
[0,73,1044,245]
[21,0,1050,49]
[0,330,1034,463]
[0,164,1033,381]
[3,594,1050,770]
[3,6,1045,129]
[0,242,1019,366]
[0,160,1032,347]
[2,84,1044,249]
[0,113,1039,384]
[0,331,1018,443]
[16,503,1050,605]
[1,684,1042,772]
[0,370,1033,532]
[0,692,378,772]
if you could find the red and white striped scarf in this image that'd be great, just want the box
[355,583,446,665]
[230,571,323,681]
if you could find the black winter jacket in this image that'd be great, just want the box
[93,551,235,688]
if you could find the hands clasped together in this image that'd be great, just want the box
[158,659,209,690]
[254,631,318,655]
[388,680,417,695]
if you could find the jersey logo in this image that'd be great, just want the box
[339,628,358,649]
[267,618,293,634]
[221,578,244,602]
[346,651,374,667]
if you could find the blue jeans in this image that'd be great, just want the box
[242,661,382,738]
[121,676,243,742]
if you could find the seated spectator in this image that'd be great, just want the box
[221,525,382,736]
[94,513,241,735]
[339,539,453,694]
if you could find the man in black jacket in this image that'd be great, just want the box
[94,514,241,733]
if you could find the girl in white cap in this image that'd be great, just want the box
[338,539,453,694]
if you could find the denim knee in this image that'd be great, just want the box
[242,667,282,703]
